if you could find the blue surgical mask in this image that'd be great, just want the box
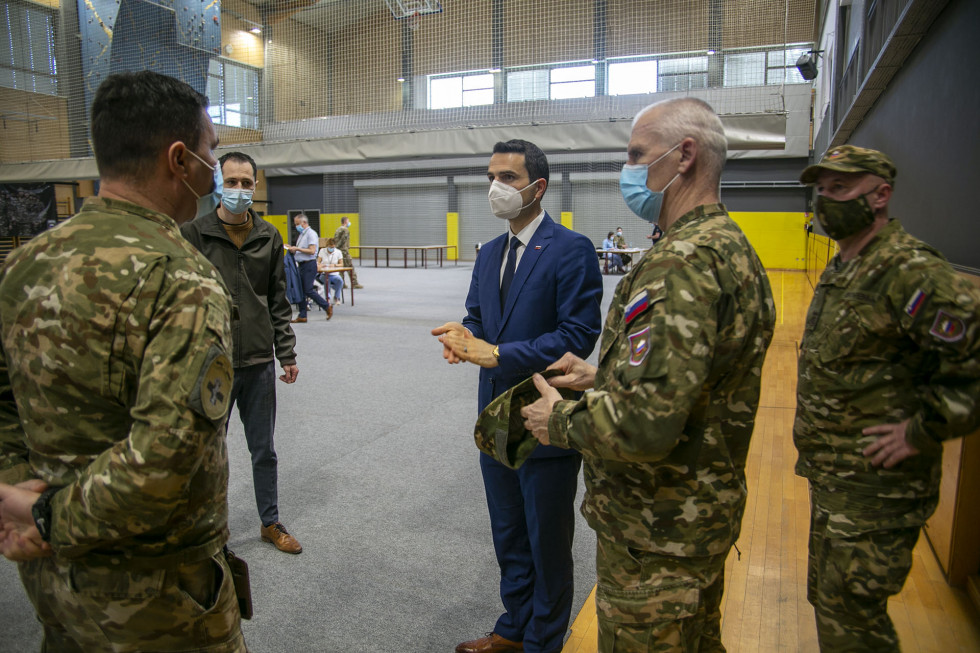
[221,188,253,215]
[327,247,335,253]
[295,225,304,233]
[182,149,223,219]
[619,142,681,223]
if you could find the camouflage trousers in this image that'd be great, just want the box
[595,532,728,652]
[18,551,246,652]
[807,485,937,652]
[341,249,359,286]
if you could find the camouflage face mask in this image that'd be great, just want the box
[815,192,877,240]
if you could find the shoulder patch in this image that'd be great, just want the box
[929,310,966,343]
[905,288,926,318]
[628,327,651,366]
[191,347,233,421]
[624,291,650,325]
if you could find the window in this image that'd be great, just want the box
[428,72,495,109]
[608,60,658,96]
[429,76,462,109]
[506,69,548,102]
[658,56,707,92]
[550,65,595,100]
[766,46,810,85]
[462,74,494,106]
[207,58,260,129]
[0,1,57,96]
[724,52,766,87]
[427,42,813,109]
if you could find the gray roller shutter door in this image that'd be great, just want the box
[457,177,562,261]
[356,183,446,246]
[569,175,649,249]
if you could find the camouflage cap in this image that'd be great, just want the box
[800,145,896,185]
[473,370,577,470]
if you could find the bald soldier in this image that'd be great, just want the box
[522,98,775,651]
[794,145,980,651]
[0,71,245,651]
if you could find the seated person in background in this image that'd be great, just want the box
[613,226,632,269]
[601,231,624,274]
[317,238,345,314]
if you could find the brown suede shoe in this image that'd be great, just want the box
[326,304,333,320]
[455,633,523,653]
[290,317,307,324]
[260,522,302,554]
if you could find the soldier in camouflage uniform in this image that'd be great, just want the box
[0,71,246,652]
[794,145,980,651]
[522,97,775,651]
[334,216,362,289]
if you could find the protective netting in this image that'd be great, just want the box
[1,0,814,165]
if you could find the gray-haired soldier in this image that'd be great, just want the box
[794,145,980,651]
[522,97,775,650]
[0,71,245,652]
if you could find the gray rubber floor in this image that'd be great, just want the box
[0,261,623,653]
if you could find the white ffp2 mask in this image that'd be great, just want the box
[488,179,539,220]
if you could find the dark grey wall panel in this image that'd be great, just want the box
[721,188,807,213]
[846,0,979,271]
[323,173,358,212]
[267,174,322,218]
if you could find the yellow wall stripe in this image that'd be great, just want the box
[446,212,459,260]
[728,211,808,270]
[560,211,573,230]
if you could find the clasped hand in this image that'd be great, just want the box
[430,322,498,368]
[0,480,53,562]
[521,353,597,446]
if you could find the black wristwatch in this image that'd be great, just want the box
[31,487,60,543]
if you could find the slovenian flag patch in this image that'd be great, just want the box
[628,327,651,366]
[929,310,966,342]
[904,288,926,317]
[624,291,650,325]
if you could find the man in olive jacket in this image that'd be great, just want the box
[181,152,303,554]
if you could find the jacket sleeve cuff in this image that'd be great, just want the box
[548,399,579,449]
[904,416,943,456]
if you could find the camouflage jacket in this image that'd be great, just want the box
[794,219,980,498]
[0,197,234,564]
[549,204,775,557]
[334,224,350,251]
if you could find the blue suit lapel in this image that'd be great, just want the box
[484,236,507,334]
[499,213,555,330]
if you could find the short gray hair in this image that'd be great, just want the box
[634,98,727,184]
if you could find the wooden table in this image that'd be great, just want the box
[353,245,458,268]
[319,266,355,306]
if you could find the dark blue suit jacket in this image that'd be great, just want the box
[463,212,603,458]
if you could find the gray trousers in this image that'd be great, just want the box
[230,361,279,526]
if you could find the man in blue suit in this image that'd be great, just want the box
[433,139,603,653]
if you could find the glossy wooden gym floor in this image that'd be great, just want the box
[560,270,980,653]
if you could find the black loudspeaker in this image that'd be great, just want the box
[796,53,818,81]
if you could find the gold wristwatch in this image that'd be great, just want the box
[492,346,500,360]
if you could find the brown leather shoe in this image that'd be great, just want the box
[290,317,307,324]
[326,304,333,320]
[260,522,302,554]
[455,633,523,653]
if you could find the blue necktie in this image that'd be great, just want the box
[499,236,521,310]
